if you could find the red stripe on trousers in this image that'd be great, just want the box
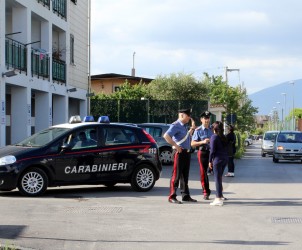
[169,151,179,198]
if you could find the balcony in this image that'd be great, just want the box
[53,0,66,19]
[37,0,50,9]
[5,38,27,74]
[31,49,50,79]
[52,58,66,83]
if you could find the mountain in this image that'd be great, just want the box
[249,79,302,116]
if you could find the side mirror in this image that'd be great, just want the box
[60,143,71,153]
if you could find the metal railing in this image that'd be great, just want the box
[5,38,27,73]
[31,49,50,79]
[37,0,50,8]
[52,58,66,83]
[52,0,66,18]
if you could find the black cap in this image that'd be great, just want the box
[200,111,212,118]
[178,108,191,116]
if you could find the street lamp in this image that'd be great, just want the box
[276,102,281,130]
[281,93,286,129]
[272,107,277,130]
[289,81,295,130]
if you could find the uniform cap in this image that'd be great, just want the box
[200,111,212,118]
[178,108,191,116]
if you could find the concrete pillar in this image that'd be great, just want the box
[35,91,51,132]
[0,0,6,147]
[11,86,29,143]
[53,94,67,124]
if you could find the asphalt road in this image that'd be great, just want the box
[1,141,302,250]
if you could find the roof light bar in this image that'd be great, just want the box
[98,116,110,123]
[69,115,82,124]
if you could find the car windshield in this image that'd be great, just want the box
[264,133,277,140]
[15,127,70,147]
[277,133,302,143]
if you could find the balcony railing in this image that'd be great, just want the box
[31,49,50,79]
[37,0,50,8]
[5,38,27,73]
[53,0,66,18]
[52,58,66,83]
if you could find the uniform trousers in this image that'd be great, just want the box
[197,150,211,196]
[169,150,191,199]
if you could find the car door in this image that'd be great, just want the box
[90,125,140,182]
[53,126,99,184]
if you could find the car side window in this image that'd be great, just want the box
[103,127,138,145]
[71,128,98,150]
[142,127,162,138]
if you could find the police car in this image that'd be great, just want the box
[0,116,162,196]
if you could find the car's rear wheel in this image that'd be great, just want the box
[131,165,155,192]
[244,141,249,146]
[18,168,48,196]
[159,147,173,165]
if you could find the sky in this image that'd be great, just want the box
[90,0,302,94]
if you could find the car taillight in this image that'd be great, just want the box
[142,129,156,143]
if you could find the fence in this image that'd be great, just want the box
[91,99,208,124]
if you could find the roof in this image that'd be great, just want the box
[91,73,154,83]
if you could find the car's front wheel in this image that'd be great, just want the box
[131,165,155,192]
[18,168,48,196]
[159,147,173,165]
[261,151,266,157]
[273,155,279,163]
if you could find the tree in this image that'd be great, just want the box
[204,73,258,133]
[287,108,302,120]
[146,72,208,100]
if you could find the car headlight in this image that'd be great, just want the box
[0,155,16,166]
[277,146,284,151]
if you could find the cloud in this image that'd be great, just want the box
[90,0,302,94]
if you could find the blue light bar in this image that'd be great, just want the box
[83,116,95,122]
[98,116,110,123]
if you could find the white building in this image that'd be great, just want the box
[0,0,90,146]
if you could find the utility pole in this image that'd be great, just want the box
[225,66,240,83]
[131,52,136,76]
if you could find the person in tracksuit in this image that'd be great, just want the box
[164,109,196,204]
[191,111,213,200]
[209,121,228,206]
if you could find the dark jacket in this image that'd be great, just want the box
[209,134,228,165]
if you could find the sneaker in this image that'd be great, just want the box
[221,196,228,201]
[210,199,223,206]
[225,173,234,177]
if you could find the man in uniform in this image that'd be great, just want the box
[191,111,213,200]
[163,108,196,204]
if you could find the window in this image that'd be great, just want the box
[114,86,120,92]
[104,128,138,145]
[70,34,74,64]
[70,128,98,149]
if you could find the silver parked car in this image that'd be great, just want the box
[261,130,278,157]
[137,123,174,165]
[272,131,302,163]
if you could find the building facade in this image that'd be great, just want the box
[91,73,153,95]
[0,0,90,146]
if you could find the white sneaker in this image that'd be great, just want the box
[210,199,223,206]
[225,173,234,177]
